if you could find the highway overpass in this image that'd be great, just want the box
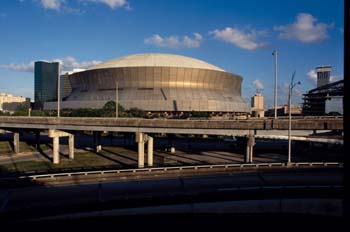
[0,116,344,167]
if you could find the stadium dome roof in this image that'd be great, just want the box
[88,53,224,72]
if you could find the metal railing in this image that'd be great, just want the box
[17,162,343,180]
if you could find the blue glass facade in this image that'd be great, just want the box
[34,61,59,109]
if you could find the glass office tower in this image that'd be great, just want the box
[34,61,59,109]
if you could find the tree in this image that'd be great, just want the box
[103,101,116,111]
[189,111,211,118]
[12,103,30,116]
[102,101,125,117]
[127,107,146,118]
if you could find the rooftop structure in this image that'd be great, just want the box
[316,65,331,88]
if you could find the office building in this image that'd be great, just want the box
[34,61,59,109]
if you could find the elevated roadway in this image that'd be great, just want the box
[0,116,344,167]
[0,116,343,135]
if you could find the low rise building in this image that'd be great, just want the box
[265,105,302,117]
[251,92,264,118]
[0,93,30,112]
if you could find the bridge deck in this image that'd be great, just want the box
[0,116,343,136]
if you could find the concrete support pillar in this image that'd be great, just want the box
[48,129,74,164]
[249,145,254,163]
[147,136,154,167]
[13,132,20,154]
[138,142,145,168]
[93,131,102,152]
[68,134,74,159]
[245,143,250,163]
[136,132,145,168]
[246,135,255,163]
[53,136,60,164]
[35,131,40,149]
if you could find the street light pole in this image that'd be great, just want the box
[57,62,60,118]
[273,50,278,119]
[288,84,292,164]
[115,80,118,118]
[287,71,300,166]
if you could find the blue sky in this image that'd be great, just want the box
[0,0,344,108]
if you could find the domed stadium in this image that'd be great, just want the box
[45,53,250,116]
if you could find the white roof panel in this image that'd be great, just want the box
[88,53,224,72]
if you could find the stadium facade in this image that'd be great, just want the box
[44,53,250,115]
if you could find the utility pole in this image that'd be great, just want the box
[288,71,300,165]
[115,80,118,118]
[272,50,278,119]
[57,62,60,117]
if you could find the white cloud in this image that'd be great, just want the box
[0,62,35,72]
[145,34,181,48]
[40,0,65,11]
[274,13,333,43]
[144,33,203,49]
[1,57,101,73]
[183,33,203,48]
[80,0,130,9]
[209,27,267,51]
[53,56,101,70]
[38,0,129,12]
[252,80,264,90]
[307,69,317,84]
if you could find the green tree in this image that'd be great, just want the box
[102,101,125,117]
[31,110,47,116]
[12,103,30,116]
[103,101,116,111]
[189,111,211,118]
[16,103,29,111]
[127,107,146,118]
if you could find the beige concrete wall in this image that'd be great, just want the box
[51,67,249,113]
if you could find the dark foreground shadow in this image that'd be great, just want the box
[2,213,346,231]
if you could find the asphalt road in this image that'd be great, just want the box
[0,168,343,222]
